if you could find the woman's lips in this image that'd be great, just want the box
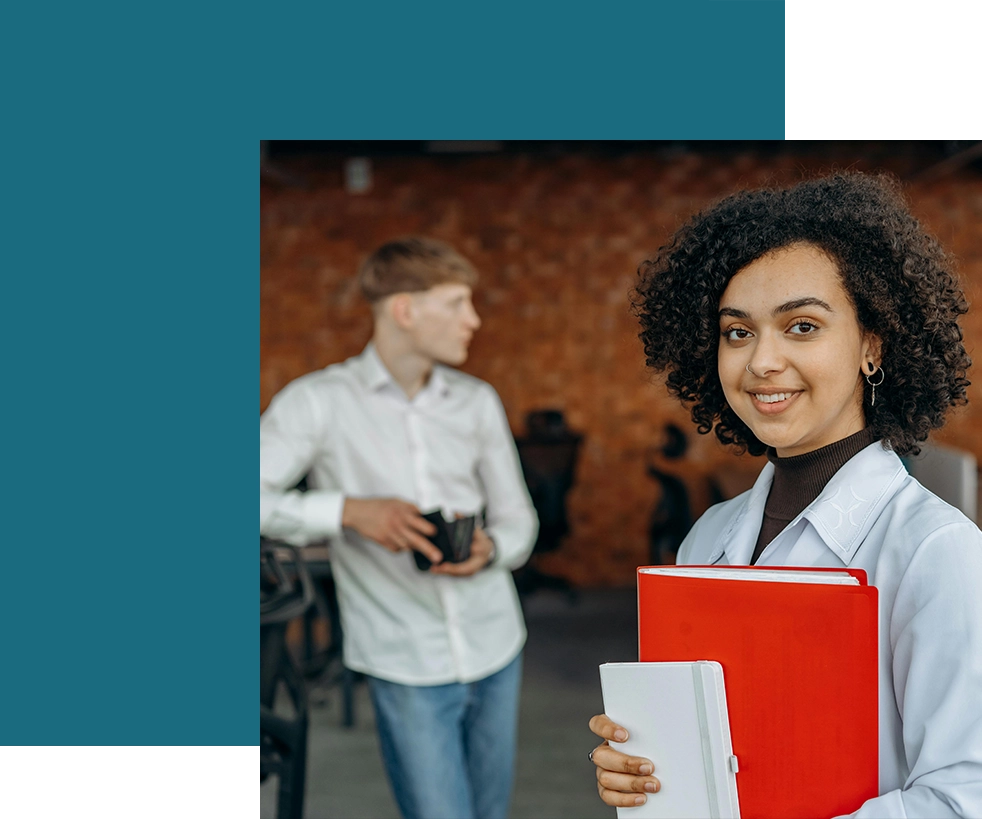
[749,390,802,415]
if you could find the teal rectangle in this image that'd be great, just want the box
[2,0,783,745]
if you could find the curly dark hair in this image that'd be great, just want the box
[631,172,971,457]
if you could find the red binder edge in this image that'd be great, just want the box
[636,565,870,653]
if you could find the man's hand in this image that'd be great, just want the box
[430,527,495,577]
[341,497,442,564]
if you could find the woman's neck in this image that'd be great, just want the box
[751,427,878,564]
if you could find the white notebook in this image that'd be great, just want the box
[599,661,741,819]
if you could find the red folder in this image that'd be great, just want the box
[637,566,878,819]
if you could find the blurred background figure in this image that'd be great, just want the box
[645,423,705,566]
[513,409,583,598]
[260,237,538,819]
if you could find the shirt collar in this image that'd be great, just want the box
[801,442,908,561]
[714,441,908,565]
[713,464,774,565]
[428,365,451,397]
[357,343,395,391]
[355,343,452,399]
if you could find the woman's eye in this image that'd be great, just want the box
[789,321,818,335]
[722,327,752,341]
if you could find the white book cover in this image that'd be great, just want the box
[599,661,740,819]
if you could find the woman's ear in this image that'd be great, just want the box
[862,333,883,373]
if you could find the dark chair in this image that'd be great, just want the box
[296,546,361,728]
[261,540,315,819]
[513,410,583,599]
[276,474,361,727]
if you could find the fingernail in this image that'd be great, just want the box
[639,763,653,775]
[634,796,646,806]
[613,729,628,741]
[645,782,657,793]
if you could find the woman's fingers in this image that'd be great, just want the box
[597,784,660,808]
[597,766,661,796]
[589,741,654,776]
[598,784,648,808]
[588,714,659,806]
[597,774,662,808]
[595,751,661,808]
[588,713,629,742]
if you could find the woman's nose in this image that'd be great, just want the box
[747,334,786,377]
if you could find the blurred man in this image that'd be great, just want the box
[260,237,538,819]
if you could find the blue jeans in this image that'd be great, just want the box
[366,653,523,819]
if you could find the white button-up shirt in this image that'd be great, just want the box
[260,344,538,685]
[677,441,982,818]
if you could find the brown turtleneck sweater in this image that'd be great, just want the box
[750,427,878,564]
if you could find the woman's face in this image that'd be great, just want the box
[717,243,879,457]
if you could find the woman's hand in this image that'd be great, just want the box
[588,713,661,807]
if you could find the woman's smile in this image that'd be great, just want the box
[748,389,802,413]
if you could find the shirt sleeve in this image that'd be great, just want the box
[837,521,982,819]
[260,379,345,546]
[474,385,538,571]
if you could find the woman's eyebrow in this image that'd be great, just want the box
[719,297,834,321]
[774,297,834,315]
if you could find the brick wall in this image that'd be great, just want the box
[261,145,982,587]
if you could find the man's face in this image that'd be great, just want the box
[406,283,481,366]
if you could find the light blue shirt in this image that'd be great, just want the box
[678,441,982,818]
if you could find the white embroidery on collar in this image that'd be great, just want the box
[822,486,868,529]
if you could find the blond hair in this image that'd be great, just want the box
[358,237,478,303]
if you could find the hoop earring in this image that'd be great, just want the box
[865,366,885,407]
[746,364,757,377]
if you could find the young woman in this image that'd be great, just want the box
[589,173,982,818]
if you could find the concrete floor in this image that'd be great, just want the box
[261,586,638,819]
